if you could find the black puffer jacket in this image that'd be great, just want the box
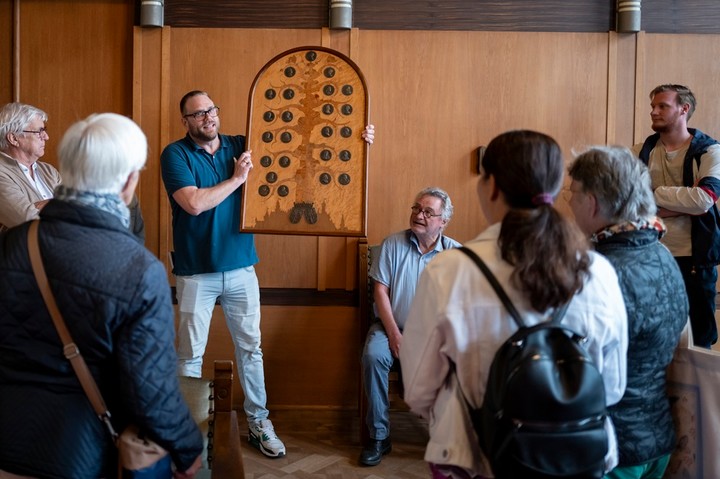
[596,228,688,466]
[0,200,203,478]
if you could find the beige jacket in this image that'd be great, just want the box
[0,151,61,231]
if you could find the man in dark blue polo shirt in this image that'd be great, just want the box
[161,90,374,459]
[160,90,286,458]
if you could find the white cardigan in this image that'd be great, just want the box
[400,223,628,477]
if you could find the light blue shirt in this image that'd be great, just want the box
[369,229,460,329]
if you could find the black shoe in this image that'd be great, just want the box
[359,437,392,466]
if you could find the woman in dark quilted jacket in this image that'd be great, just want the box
[0,113,203,479]
[568,146,689,479]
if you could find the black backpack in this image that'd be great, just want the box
[458,247,608,479]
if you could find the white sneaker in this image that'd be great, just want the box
[249,419,286,458]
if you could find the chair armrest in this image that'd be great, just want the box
[209,360,245,478]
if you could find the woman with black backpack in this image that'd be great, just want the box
[400,130,629,479]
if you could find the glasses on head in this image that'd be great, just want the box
[22,127,48,139]
[411,205,442,218]
[183,106,220,120]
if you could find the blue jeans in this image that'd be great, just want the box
[361,321,396,440]
[176,266,269,424]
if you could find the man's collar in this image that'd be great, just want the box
[407,229,445,253]
[184,133,224,152]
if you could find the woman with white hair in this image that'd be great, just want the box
[0,113,203,479]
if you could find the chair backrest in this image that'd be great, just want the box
[178,360,244,479]
[178,376,212,472]
[358,240,381,333]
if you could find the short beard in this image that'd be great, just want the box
[193,130,217,142]
[651,123,668,134]
[191,123,218,143]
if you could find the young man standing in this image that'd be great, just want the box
[633,84,720,348]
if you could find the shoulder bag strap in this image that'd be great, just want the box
[459,246,569,327]
[27,220,118,440]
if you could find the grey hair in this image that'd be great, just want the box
[415,186,454,222]
[568,146,656,223]
[58,113,147,194]
[0,102,48,150]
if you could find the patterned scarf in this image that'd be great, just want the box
[591,217,666,243]
[54,185,130,228]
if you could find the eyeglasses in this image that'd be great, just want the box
[183,106,220,120]
[411,205,442,218]
[22,128,48,138]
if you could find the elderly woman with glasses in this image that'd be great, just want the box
[0,102,60,232]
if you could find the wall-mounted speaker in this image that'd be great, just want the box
[329,0,352,30]
[140,0,164,28]
[616,0,641,33]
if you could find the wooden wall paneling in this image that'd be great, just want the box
[166,28,323,138]
[12,0,17,100]
[350,26,360,60]
[606,32,618,145]
[633,34,720,145]
[605,32,639,149]
[345,236,358,290]
[321,25,331,48]
[0,0,14,103]
[160,27,173,272]
[317,236,350,290]
[194,304,359,409]
[162,0,720,34]
[164,0,327,29]
[355,30,610,245]
[254,234,319,288]
[132,26,167,262]
[17,0,132,167]
[633,32,646,146]
[610,32,639,148]
[354,0,614,32]
[317,236,328,290]
[260,305,359,408]
[642,1,720,34]
[326,27,351,55]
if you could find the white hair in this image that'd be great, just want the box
[58,113,147,194]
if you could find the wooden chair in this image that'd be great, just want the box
[358,240,408,445]
[179,360,245,478]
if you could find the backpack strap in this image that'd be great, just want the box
[637,133,660,166]
[459,246,569,327]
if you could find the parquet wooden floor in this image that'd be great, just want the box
[240,409,430,478]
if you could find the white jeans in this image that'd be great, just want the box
[176,266,268,424]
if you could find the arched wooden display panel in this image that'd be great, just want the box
[242,46,369,236]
